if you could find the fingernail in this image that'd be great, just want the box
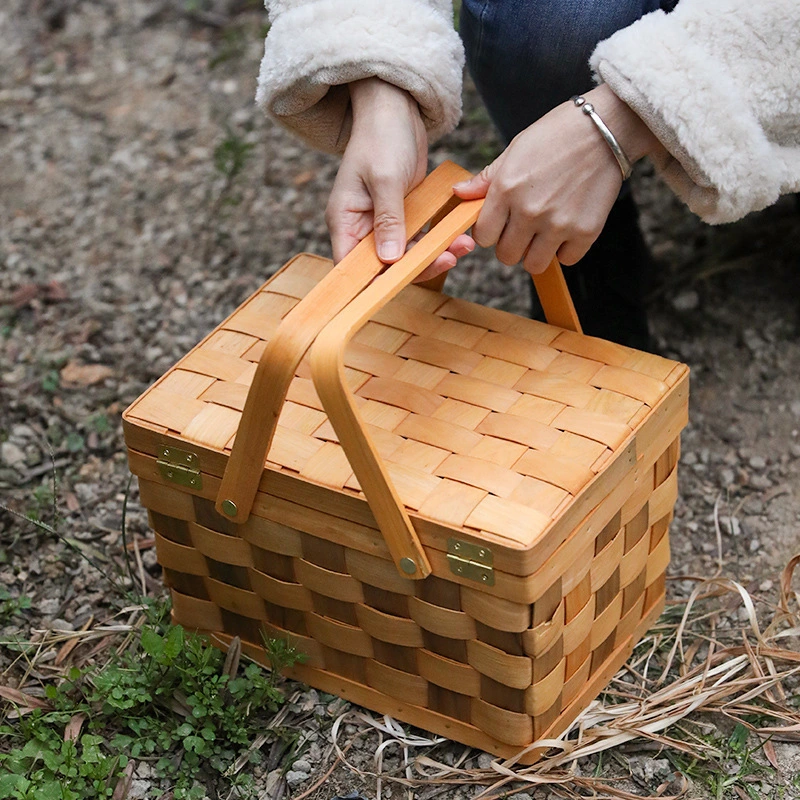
[452,180,468,190]
[378,241,403,261]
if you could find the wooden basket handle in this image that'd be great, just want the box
[309,189,580,579]
[215,161,475,523]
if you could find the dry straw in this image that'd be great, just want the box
[322,555,800,800]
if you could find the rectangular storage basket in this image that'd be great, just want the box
[122,162,688,761]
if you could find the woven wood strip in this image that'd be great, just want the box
[366,659,429,706]
[467,640,532,689]
[159,369,217,398]
[475,332,558,371]
[395,415,483,456]
[408,597,477,639]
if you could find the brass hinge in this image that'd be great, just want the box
[157,446,202,490]
[447,538,494,586]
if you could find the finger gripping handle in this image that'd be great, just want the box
[215,161,474,523]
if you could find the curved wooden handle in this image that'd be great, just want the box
[215,160,473,523]
[532,262,582,333]
[310,195,583,577]
[310,199,484,578]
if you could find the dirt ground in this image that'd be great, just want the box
[2,2,800,798]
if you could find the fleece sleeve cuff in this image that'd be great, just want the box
[590,2,793,223]
[256,0,464,153]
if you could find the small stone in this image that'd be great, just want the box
[749,455,767,470]
[790,443,800,459]
[790,401,800,418]
[477,753,494,770]
[743,515,764,534]
[49,618,74,631]
[750,539,761,553]
[285,770,309,786]
[38,598,60,617]
[749,474,773,490]
[10,424,36,440]
[509,793,534,800]
[743,498,765,515]
[628,756,673,786]
[719,468,735,487]
[128,780,150,799]
[292,759,312,774]
[720,516,741,537]
[682,451,698,466]
[759,580,774,592]
[134,763,154,779]
[742,329,763,353]
[0,441,26,469]
[671,289,699,312]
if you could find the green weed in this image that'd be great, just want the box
[209,26,248,69]
[0,585,31,624]
[0,601,303,799]
[214,131,254,184]
[25,484,55,524]
[668,722,777,800]
[40,370,59,395]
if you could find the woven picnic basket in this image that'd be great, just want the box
[122,162,688,761]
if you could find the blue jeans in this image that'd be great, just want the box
[460,0,678,143]
[459,0,679,348]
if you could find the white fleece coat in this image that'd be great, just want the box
[257,0,800,224]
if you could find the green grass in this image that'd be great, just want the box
[667,722,778,800]
[0,600,304,799]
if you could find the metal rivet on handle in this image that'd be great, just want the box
[400,558,417,575]
[221,499,238,518]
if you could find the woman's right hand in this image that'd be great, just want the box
[326,77,473,273]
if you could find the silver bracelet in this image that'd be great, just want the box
[571,95,633,180]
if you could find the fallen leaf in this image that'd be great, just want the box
[124,536,156,552]
[64,713,87,742]
[763,738,780,770]
[56,615,93,666]
[0,686,52,715]
[292,169,315,186]
[222,636,241,680]
[9,281,68,309]
[60,360,114,387]
[111,761,135,800]
[11,283,40,308]
[44,280,68,301]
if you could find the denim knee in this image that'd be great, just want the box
[460,0,669,140]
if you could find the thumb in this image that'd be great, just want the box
[452,161,497,199]
[368,177,407,263]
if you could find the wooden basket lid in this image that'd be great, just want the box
[124,254,688,555]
